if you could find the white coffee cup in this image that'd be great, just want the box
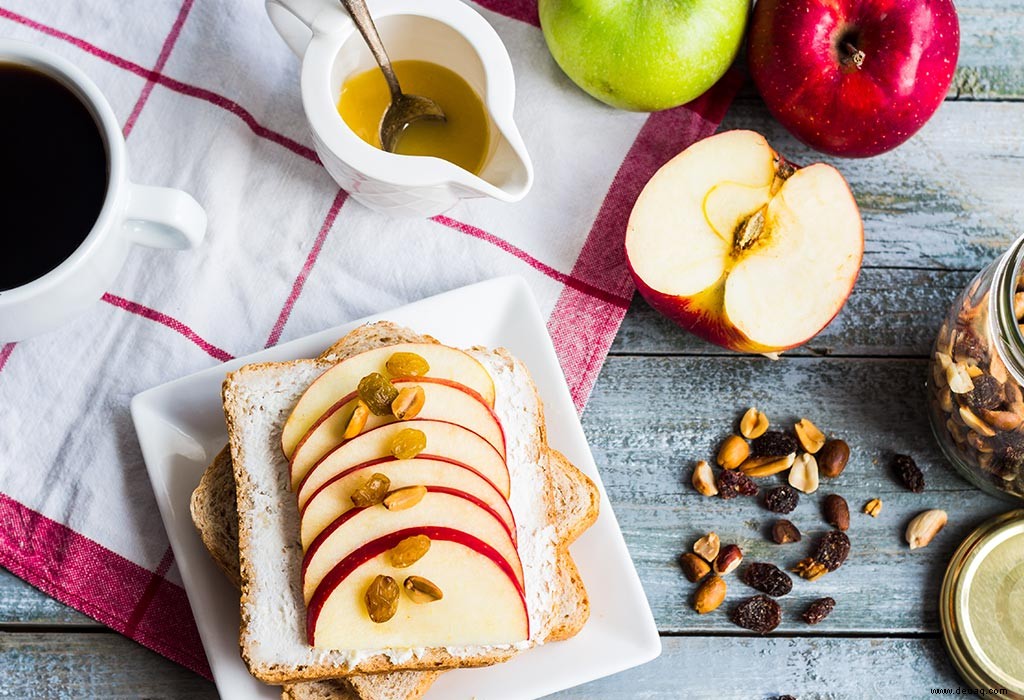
[0,40,207,343]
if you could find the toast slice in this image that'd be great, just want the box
[219,322,599,685]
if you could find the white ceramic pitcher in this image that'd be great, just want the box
[266,0,534,217]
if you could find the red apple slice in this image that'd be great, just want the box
[282,343,496,458]
[299,456,516,549]
[302,489,524,603]
[625,129,864,354]
[296,420,510,507]
[307,528,528,649]
[289,377,505,489]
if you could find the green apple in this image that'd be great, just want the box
[538,0,749,111]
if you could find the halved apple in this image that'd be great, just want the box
[302,490,523,603]
[282,343,496,457]
[299,457,517,549]
[625,129,864,354]
[290,378,505,489]
[296,420,510,507]
[306,528,529,649]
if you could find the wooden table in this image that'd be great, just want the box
[3,3,1023,697]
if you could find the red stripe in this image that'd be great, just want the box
[123,0,195,138]
[432,216,631,309]
[472,0,539,26]
[547,70,745,411]
[101,293,234,362]
[0,7,318,163]
[0,492,211,678]
[124,545,175,637]
[0,343,15,373]
[266,189,349,348]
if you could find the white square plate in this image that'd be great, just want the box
[131,275,660,699]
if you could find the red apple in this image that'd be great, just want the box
[748,0,959,157]
[625,130,864,354]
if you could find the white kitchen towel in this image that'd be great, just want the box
[0,0,739,676]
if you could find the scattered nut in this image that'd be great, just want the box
[771,519,801,544]
[863,498,882,517]
[818,439,850,478]
[731,594,782,633]
[403,575,443,603]
[691,460,718,496]
[350,473,391,507]
[389,534,431,568]
[343,400,371,439]
[383,485,428,511]
[740,407,770,439]
[714,544,743,575]
[892,454,925,493]
[391,385,426,420]
[679,552,711,582]
[365,574,400,623]
[794,418,826,454]
[823,494,850,531]
[788,453,819,493]
[740,452,796,477]
[802,597,836,625]
[792,558,829,581]
[717,435,750,470]
[693,575,727,614]
[764,485,799,514]
[906,509,948,550]
[694,533,721,562]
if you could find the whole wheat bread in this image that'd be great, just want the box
[206,322,599,687]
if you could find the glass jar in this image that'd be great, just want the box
[928,234,1024,502]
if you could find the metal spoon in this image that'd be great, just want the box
[340,0,446,153]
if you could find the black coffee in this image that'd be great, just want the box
[0,63,108,291]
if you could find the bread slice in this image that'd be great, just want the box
[220,322,599,685]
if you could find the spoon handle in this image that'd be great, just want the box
[339,0,402,101]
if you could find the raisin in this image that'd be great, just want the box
[892,454,925,493]
[953,327,986,363]
[717,469,759,499]
[764,485,799,514]
[802,597,836,625]
[391,428,427,460]
[358,372,399,415]
[386,351,430,378]
[751,431,799,458]
[741,562,793,597]
[730,594,782,633]
[771,519,802,544]
[814,530,851,571]
[963,374,1002,410]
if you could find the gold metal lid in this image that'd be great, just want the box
[941,509,1024,698]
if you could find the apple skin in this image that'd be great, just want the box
[539,0,749,111]
[748,0,959,157]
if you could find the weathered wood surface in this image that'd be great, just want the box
[0,631,964,699]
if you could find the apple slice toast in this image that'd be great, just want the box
[199,321,599,690]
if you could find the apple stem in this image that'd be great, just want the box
[841,42,865,69]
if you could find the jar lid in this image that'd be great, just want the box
[941,510,1024,697]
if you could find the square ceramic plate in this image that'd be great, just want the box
[131,275,660,699]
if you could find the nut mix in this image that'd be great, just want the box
[794,418,826,454]
[817,439,850,478]
[693,532,721,562]
[788,453,819,494]
[823,494,850,531]
[906,509,948,550]
[741,562,793,597]
[713,544,743,575]
[694,575,727,614]
[679,552,711,582]
[717,434,750,470]
[764,485,799,514]
[891,454,925,493]
[863,498,882,517]
[771,519,802,544]
[802,597,836,625]
[731,594,782,634]
[717,469,759,499]
[740,407,770,439]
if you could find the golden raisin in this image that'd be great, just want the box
[358,372,398,415]
[386,352,430,378]
[364,575,399,623]
[391,428,426,460]
[350,473,390,507]
[389,534,431,568]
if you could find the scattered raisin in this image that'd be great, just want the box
[751,431,799,458]
[814,530,851,571]
[717,469,759,499]
[963,374,1002,410]
[730,594,782,634]
[771,519,802,544]
[358,372,399,415]
[802,597,836,625]
[892,454,925,493]
[741,562,793,597]
[764,485,799,514]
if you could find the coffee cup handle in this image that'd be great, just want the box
[123,183,207,250]
[266,0,328,58]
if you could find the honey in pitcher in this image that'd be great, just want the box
[338,60,490,175]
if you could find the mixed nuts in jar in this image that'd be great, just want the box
[928,235,1024,501]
